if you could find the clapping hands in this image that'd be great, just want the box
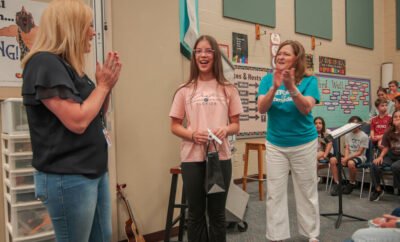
[96,51,122,91]
[273,67,296,91]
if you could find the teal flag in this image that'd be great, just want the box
[179,0,199,59]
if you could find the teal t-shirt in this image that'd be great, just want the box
[256,73,320,147]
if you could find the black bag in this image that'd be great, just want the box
[205,140,226,194]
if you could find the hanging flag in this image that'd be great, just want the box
[179,0,199,59]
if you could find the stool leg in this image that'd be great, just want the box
[164,174,178,242]
[178,186,186,241]
[258,145,264,201]
[243,145,249,191]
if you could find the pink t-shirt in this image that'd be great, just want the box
[169,79,243,162]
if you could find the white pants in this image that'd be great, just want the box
[265,139,320,240]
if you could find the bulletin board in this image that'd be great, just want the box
[313,74,371,129]
[234,64,272,138]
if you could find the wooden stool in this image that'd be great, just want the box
[242,142,266,201]
[164,166,187,242]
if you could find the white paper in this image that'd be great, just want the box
[330,123,362,139]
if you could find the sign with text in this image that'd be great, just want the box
[234,64,272,138]
[319,56,346,75]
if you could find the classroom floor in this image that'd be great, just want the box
[171,175,400,242]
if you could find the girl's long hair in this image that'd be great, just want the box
[314,116,326,137]
[386,110,400,143]
[173,35,235,100]
[21,0,93,77]
[275,40,313,85]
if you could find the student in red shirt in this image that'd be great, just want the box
[371,98,392,150]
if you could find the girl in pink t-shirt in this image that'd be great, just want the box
[169,35,242,242]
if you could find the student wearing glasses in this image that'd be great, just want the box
[169,35,243,242]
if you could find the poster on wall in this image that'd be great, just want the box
[270,33,280,68]
[319,56,346,75]
[232,32,248,64]
[313,74,370,128]
[0,0,47,86]
[234,64,273,138]
[306,53,314,72]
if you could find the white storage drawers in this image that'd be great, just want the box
[4,167,35,188]
[2,152,33,170]
[2,134,32,154]
[5,183,36,205]
[6,201,54,239]
[1,99,55,241]
[1,98,29,135]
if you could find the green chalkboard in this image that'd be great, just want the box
[295,0,332,40]
[346,0,374,49]
[223,0,275,27]
[313,74,371,129]
[397,0,400,50]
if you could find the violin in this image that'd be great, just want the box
[116,183,145,242]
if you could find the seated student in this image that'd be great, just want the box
[394,95,400,111]
[315,117,333,183]
[329,116,369,196]
[369,87,395,120]
[351,207,400,242]
[387,80,400,102]
[370,98,392,150]
[314,116,333,162]
[370,110,400,201]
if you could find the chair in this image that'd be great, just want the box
[356,140,373,198]
[327,138,374,199]
[328,139,340,192]
[318,159,331,191]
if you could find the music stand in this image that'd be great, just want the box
[320,122,367,228]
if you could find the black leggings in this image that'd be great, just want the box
[371,150,400,189]
[181,159,232,242]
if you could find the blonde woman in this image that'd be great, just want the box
[21,0,121,241]
[257,40,320,242]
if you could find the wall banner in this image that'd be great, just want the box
[0,0,46,86]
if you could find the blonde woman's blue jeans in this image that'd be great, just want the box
[34,171,112,242]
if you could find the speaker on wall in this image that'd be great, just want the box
[382,62,393,87]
